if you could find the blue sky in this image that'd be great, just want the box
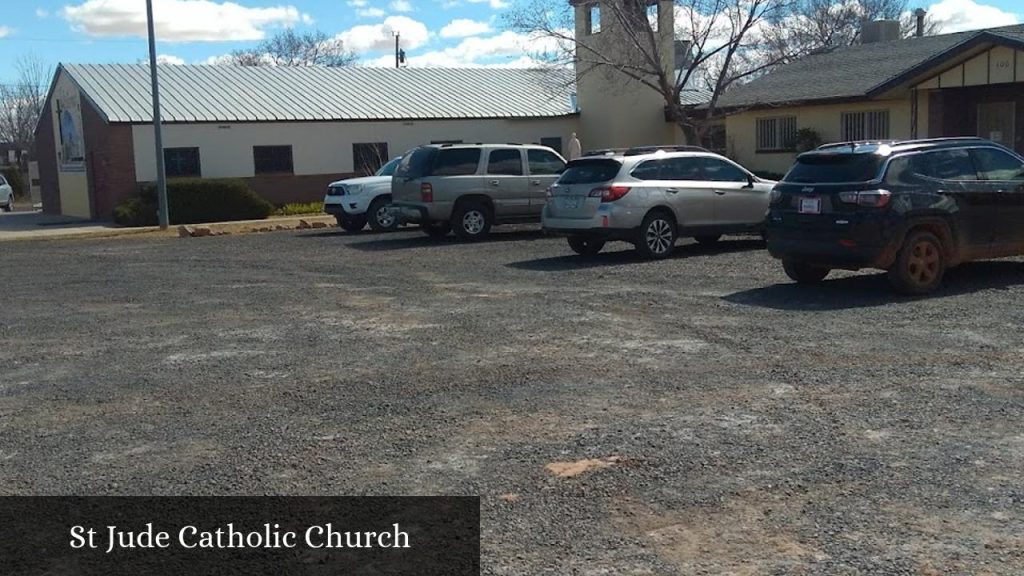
[0,0,1021,83]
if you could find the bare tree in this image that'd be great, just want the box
[508,0,801,145]
[0,54,51,162]
[229,29,357,67]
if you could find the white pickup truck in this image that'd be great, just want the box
[323,157,402,232]
[1,174,13,212]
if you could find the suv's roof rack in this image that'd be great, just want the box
[581,147,627,157]
[623,145,710,156]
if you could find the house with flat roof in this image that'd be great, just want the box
[717,23,1024,175]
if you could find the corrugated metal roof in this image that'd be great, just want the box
[61,64,578,123]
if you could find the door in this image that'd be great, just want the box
[912,149,992,253]
[698,157,765,226]
[978,102,1015,148]
[485,148,529,217]
[970,146,1024,250]
[655,157,716,229]
[526,148,566,215]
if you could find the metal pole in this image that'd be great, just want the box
[395,33,400,68]
[146,0,169,229]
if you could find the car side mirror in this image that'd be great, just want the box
[745,174,755,188]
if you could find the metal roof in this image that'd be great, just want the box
[60,64,578,124]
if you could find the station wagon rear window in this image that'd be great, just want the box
[784,154,885,183]
[558,159,622,184]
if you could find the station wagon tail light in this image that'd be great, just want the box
[589,186,631,202]
[839,189,891,208]
[545,186,553,200]
[420,183,433,202]
[769,188,782,204]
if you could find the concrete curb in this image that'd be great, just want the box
[0,214,334,243]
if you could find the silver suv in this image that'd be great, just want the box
[542,150,775,258]
[390,143,566,241]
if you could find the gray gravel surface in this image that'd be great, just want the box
[1,227,1023,574]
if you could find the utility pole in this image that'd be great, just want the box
[394,32,401,68]
[146,0,169,230]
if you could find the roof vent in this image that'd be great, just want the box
[861,20,901,44]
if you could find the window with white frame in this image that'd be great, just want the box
[756,116,797,152]
[841,110,890,141]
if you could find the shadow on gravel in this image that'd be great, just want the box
[724,260,1024,310]
[345,229,547,252]
[508,238,765,271]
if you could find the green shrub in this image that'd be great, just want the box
[113,178,274,227]
[2,167,26,199]
[274,201,324,216]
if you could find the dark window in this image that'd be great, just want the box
[756,116,797,152]
[164,147,201,178]
[971,148,1024,181]
[353,142,388,175]
[558,158,621,184]
[253,145,294,175]
[528,149,565,175]
[662,157,704,181]
[540,137,563,155]
[487,149,523,176]
[631,159,665,180]
[784,154,885,183]
[432,148,481,176]
[375,157,402,176]
[396,146,437,179]
[923,149,978,181]
[699,158,748,182]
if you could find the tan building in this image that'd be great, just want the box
[717,23,1024,175]
[35,65,579,219]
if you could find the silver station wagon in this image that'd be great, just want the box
[542,149,775,258]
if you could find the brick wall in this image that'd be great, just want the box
[82,100,137,220]
[35,100,61,215]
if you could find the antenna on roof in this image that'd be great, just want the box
[395,33,403,68]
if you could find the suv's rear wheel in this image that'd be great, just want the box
[694,234,721,244]
[336,215,366,232]
[888,230,945,294]
[422,222,451,239]
[635,211,676,259]
[452,201,492,241]
[367,196,398,232]
[783,260,830,283]
[567,235,605,257]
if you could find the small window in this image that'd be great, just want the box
[164,147,201,178]
[631,159,665,180]
[528,149,565,175]
[432,148,481,176]
[923,149,978,181]
[353,142,389,175]
[540,137,563,155]
[699,158,748,182]
[487,149,523,176]
[646,2,658,31]
[841,110,889,141]
[661,157,704,181]
[587,3,601,34]
[558,158,621,184]
[970,148,1024,181]
[253,145,294,175]
[756,116,797,152]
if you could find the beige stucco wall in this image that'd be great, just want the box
[725,98,912,175]
[131,117,580,182]
[50,70,91,218]
[915,47,1024,89]
[573,0,677,151]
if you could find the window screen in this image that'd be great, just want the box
[756,117,797,151]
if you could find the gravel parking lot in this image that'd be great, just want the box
[2,227,1023,574]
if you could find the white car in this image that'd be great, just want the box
[324,157,402,232]
[0,174,13,212]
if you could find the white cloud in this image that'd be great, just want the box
[0,26,12,38]
[36,8,49,18]
[923,0,1021,32]
[61,0,311,42]
[338,15,429,52]
[156,54,186,64]
[347,0,368,6]
[201,53,234,65]
[466,0,508,10]
[390,0,413,12]
[362,30,567,67]
[439,18,491,38]
[358,7,386,18]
